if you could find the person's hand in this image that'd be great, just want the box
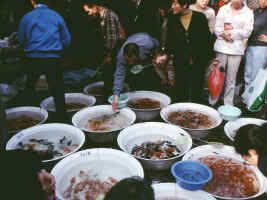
[169,80,175,87]
[242,149,258,167]
[112,95,119,110]
[38,169,56,195]
[161,79,167,85]
[257,34,267,43]
[221,32,233,43]
[104,55,112,64]
[154,54,168,66]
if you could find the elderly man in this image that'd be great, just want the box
[18,0,70,122]
[214,0,254,105]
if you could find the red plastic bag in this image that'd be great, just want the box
[208,59,225,105]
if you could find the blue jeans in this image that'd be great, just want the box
[244,46,267,90]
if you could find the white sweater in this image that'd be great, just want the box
[214,3,254,55]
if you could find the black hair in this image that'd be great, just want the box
[1,149,45,200]
[33,0,48,4]
[104,177,155,200]
[82,0,106,7]
[173,0,194,8]
[123,43,139,57]
[234,123,267,158]
[157,0,173,10]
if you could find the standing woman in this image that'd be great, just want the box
[165,0,212,103]
[244,0,267,91]
[214,0,253,105]
[189,0,216,34]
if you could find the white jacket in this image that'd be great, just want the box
[214,3,254,55]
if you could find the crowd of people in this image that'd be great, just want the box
[0,0,266,117]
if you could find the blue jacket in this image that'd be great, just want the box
[113,33,159,95]
[18,4,71,58]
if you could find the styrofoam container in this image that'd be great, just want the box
[108,93,129,109]
[6,123,85,162]
[152,183,216,200]
[51,148,144,200]
[160,103,222,138]
[72,105,136,143]
[182,145,267,200]
[6,106,48,134]
[127,91,171,121]
[218,105,241,121]
[224,118,267,141]
[40,93,96,112]
[117,122,192,170]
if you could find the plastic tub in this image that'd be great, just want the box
[51,148,144,200]
[117,122,192,170]
[182,145,267,199]
[6,123,85,163]
[40,93,96,113]
[108,93,129,109]
[218,105,241,121]
[171,160,212,191]
[6,106,48,134]
[72,105,136,144]
[224,118,266,141]
[161,103,222,139]
[152,183,216,200]
[127,91,171,121]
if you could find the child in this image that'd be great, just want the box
[233,123,267,176]
[104,176,155,200]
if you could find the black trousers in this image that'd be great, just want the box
[103,59,117,99]
[173,62,206,104]
[0,97,8,150]
[126,65,162,92]
[24,57,67,121]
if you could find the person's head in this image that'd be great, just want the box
[131,0,139,5]
[158,0,173,15]
[259,0,267,9]
[104,176,155,200]
[196,0,210,9]
[83,0,105,18]
[123,43,140,66]
[171,0,191,14]
[31,0,47,7]
[231,0,244,9]
[1,149,45,200]
[233,123,267,166]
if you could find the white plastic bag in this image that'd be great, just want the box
[242,68,267,112]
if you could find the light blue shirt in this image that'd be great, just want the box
[18,4,71,58]
[113,33,159,95]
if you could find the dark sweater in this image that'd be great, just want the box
[0,97,8,150]
[166,11,212,69]
[248,8,267,46]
